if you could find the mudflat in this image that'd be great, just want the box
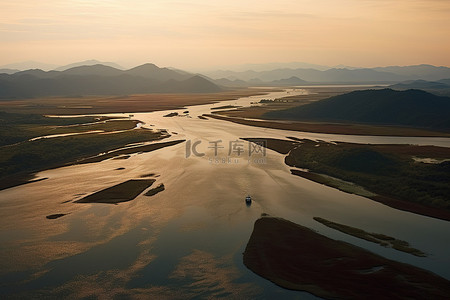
[75,179,156,204]
[0,89,273,115]
[243,216,450,299]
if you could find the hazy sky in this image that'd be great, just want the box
[1,0,449,70]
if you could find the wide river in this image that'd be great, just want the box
[1,89,449,299]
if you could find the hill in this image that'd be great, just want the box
[0,63,222,98]
[159,75,222,93]
[62,64,124,77]
[125,63,190,81]
[213,78,249,88]
[373,65,450,81]
[205,67,403,83]
[204,64,450,83]
[264,89,450,129]
[0,68,20,75]
[0,61,59,71]
[390,80,450,90]
[390,80,450,96]
[54,60,124,71]
[269,76,308,86]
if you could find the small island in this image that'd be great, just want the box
[75,179,156,204]
[313,217,426,257]
[243,216,450,299]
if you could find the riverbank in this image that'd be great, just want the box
[209,114,450,137]
[208,86,450,137]
[0,89,274,115]
[243,216,450,299]
[0,112,181,191]
[313,217,426,257]
[243,137,450,221]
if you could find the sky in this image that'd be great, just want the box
[1,0,449,70]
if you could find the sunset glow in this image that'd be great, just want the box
[1,0,449,69]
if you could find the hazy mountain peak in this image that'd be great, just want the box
[129,63,159,70]
[265,88,450,129]
[125,63,192,81]
[0,68,19,75]
[55,60,124,71]
[0,61,59,71]
[62,64,123,76]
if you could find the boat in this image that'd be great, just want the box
[245,195,252,204]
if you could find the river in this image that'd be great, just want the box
[0,89,449,299]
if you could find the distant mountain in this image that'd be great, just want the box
[248,78,265,85]
[54,60,124,71]
[213,78,249,88]
[62,64,124,77]
[265,89,450,129]
[11,69,60,79]
[373,65,450,81]
[125,63,190,81]
[0,68,19,74]
[204,64,450,83]
[213,62,331,72]
[0,63,222,98]
[0,61,59,71]
[390,80,450,90]
[159,75,222,93]
[269,76,308,86]
[389,80,450,96]
[204,68,404,83]
[212,76,308,87]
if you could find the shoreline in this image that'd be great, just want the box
[207,114,450,137]
[242,137,450,222]
[0,89,275,115]
[291,169,450,222]
[243,216,450,299]
[0,139,184,192]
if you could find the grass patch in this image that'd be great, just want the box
[76,140,185,164]
[313,217,426,257]
[243,137,450,220]
[0,111,167,190]
[286,139,450,212]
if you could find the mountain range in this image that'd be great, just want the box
[0,64,222,98]
[205,64,450,84]
[265,89,450,129]
[1,60,450,96]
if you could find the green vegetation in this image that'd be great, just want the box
[243,217,450,299]
[76,140,185,164]
[290,169,375,197]
[0,111,142,146]
[264,89,450,130]
[0,111,112,146]
[0,111,165,190]
[286,140,450,210]
[313,217,426,257]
